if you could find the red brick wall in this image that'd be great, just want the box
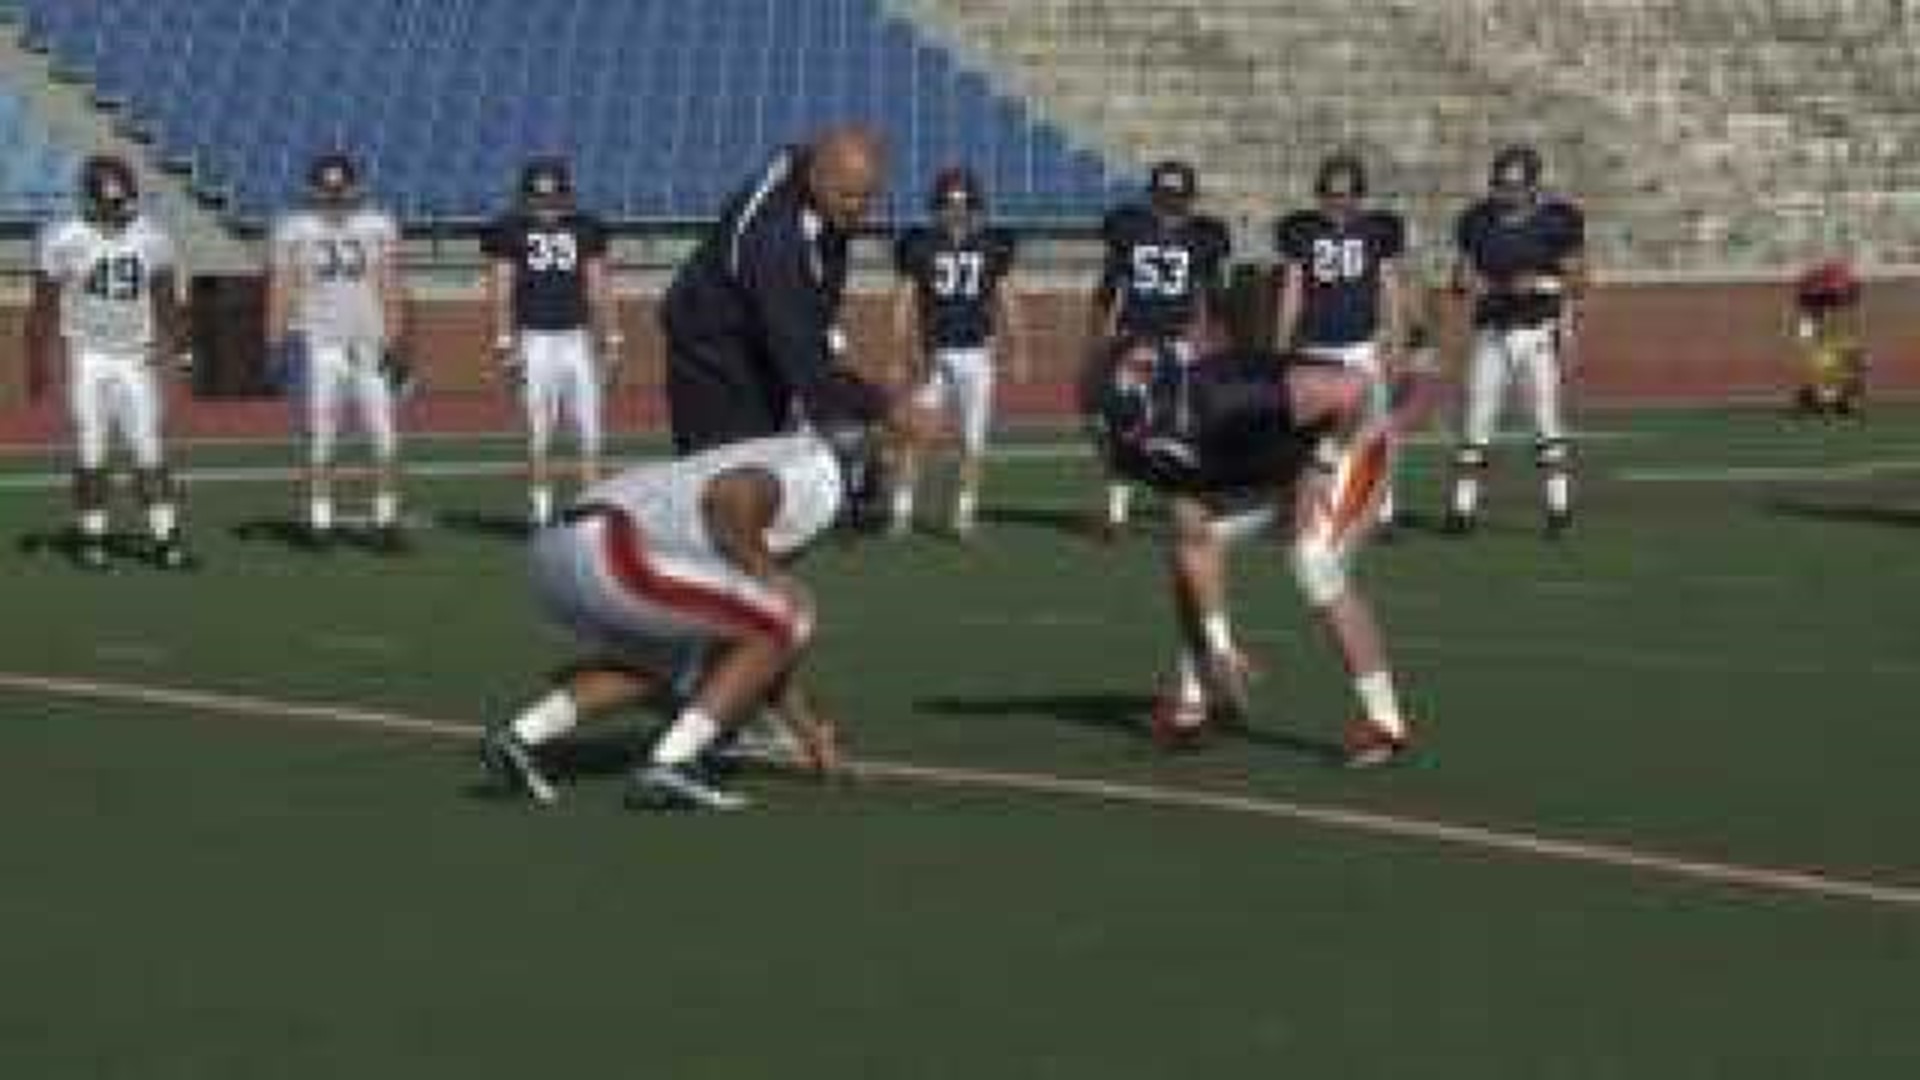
[2,280,1914,410]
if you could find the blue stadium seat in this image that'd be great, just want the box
[10,0,1120,224]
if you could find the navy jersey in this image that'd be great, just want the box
[1094,345,1322,495]
[1275,208,1406,346]
[1099,205,1232,338]
[1454,197,1584,328]
[894,225,1016,350]
[483,211,609,331]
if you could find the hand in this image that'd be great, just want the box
[1556,324,1580,378]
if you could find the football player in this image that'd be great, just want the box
[1087,159,1232,539]
[1088,337,1434,766]
[887,166,1024,539]
[1790,259,1866,417]
[1274,153,1408,529]
[1446,144,1587,538]
[480,372,894,811]
[483,157,622,527]
[26,156,193,570]
[266,151,411,551]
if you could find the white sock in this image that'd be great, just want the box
[372,491,399,528]
[890,482,915,527]
[147,501,178,541]
[509,690,578,745]
[652,707,721,766]
[529,485,555,526]
[79,509,108,538]
[1354,670,1405,735]
[1451,476,1480,517]
[954,486,977,529]
[1199,612,1235,657]
[1544,472,1571,515]
[1174,651,1205,705]
[1107,483,1132,525]
[309,497,334,533]
[1378,487,1396,525]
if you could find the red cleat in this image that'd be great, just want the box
[1343,716,1411,769]
[1150,692,1209,750]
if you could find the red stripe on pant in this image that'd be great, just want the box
[1327,430,1390,543]
[595,507,798,648]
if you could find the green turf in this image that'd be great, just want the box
[2,407,1918,1077]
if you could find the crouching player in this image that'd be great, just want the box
[481,374,890,810]
[1790,259,1866,418]
[1088,337,1435,766]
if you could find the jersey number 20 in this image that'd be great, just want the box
[1310,238,1368,284]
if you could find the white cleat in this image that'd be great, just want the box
[626,763,751,812]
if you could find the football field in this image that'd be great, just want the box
[2,406,1918,1078]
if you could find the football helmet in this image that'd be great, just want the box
[307,151,362,211]
[1314,152,1368,200]
[929,164,984,231]
[1148,159,1198,216]
[1489,143,1543,201]
[519,156,575,218]
[79,155,138,227]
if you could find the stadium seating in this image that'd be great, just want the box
[900,0,1920,270]
[0,73,80,221]
[7,0,1125,226]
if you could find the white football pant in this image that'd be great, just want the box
[912,345,995,456]
[1461,325,1566,450]
[67,346,164,470]
[306,340,398,465]
[519,329,603,461]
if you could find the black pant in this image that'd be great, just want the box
[664,333,791,456]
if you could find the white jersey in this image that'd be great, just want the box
[37,214,175,352]
[583,434,845,559]
[271,207,398,345]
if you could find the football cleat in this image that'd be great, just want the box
[480,726,558,805]
[150,538,197,571]
[1545,509,1573,540]
[1149,692,1209,750]
[1441,511,1476,537]
[1342,717,1412,769]
[1199,647,1254,724]
[299,526,335,553]
[626,762,751,812]
[73,538,110,572]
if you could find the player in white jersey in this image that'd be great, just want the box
[26,156,193,571]
[266,151,411,551]
[482,373,893,811]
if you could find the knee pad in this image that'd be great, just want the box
[1289,534,1348,609]
[135,467,175,504]
[1535,438,1571,469]
[1454,443,1489,470]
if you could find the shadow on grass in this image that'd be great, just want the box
[436,509,534,543]
[1764,498,1920,530]
[918,691,1342,764]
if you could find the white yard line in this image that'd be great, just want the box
[1,668,1915,910]
[1620,459,1920,483]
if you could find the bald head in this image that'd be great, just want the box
[804,126,885,231]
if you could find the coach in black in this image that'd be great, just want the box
[660,127,895,454]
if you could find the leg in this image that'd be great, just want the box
[120,358,187,564]
[486,663,663,805]
[1448,329,1510,532]
[949,348,995,537]
[889,365,947,535]
[65,349,111,567]
[571,331,607,489]
[354,346,405,546]
[520,334,558,526]
[303,345,345,543]
[1522,327,1574,534]
[1291,426,1411,765]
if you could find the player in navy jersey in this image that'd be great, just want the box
[484,157,622,527]
[1088,160,1232,538]
[886,167,1024,538]
[1447,144,1587,537]
[1087,337,1436,765]
[1274,153,1409,530]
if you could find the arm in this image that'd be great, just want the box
[888,275,921,386]
[377,234,407,351]
[1377,257,1406,359]
[767,673,845,777]
[264,239,294,350]
[1274,261,1304,351]
[741,224,846,420]
[701,467,783,580]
